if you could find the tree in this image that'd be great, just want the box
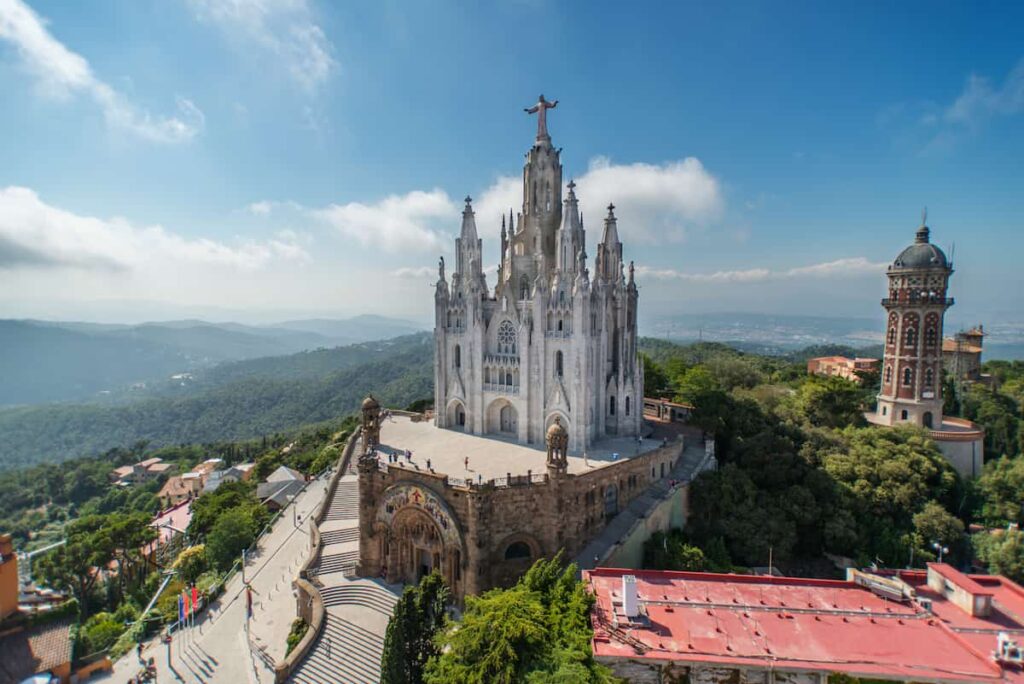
[973,529,1024,584]
[912,501,965,564]
[173,544,209,584]
[205,507,259,571]
[425,556,613,684]
[642,530,706,571]
[381,572,450,684]
[976,456,1024,526]
[796,376,866,429]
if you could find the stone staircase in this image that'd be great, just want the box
[323,480,359,521]
[321,583,399,615]
[290,614,388,684]
[314,549,360,577]
[320,527,360,545]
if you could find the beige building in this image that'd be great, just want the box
[944,325,985,382]
[806,355,879,383]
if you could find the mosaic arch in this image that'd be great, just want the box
[375,483,464,550]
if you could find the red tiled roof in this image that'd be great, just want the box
[0,618,73,682]
[928,562,994,596]
[585,568,1019,683]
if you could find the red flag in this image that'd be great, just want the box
[184,590,191,616]
[191,585,199,612]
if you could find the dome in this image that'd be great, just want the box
[546,418,567,439]
[891,225,949,270]
[361,395,380,410]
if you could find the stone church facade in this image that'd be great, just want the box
[433,96,643,452]
[355,100,687,601]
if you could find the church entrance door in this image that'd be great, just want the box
[417,547,434,581]
[500,404,516,433]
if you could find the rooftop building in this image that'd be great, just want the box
[806,356,879,383]
[585,564,1024,684]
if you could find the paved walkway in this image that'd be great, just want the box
[289,463,401,683]
[95,471,330,684]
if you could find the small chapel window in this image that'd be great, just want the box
[888,328,896,345]
[454,344,461,369]
[609,396,616,416]
[555,351,563,377]
[903,368,913,386]
[625,397,631,416]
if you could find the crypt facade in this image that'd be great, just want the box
[355,100,690,601]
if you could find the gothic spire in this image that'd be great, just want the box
[460,196,478,241]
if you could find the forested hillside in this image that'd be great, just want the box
[0,334,432,468]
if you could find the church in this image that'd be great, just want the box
[354,99,696,600]
[433,95,644,452]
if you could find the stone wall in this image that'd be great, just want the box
[357,432,685,599]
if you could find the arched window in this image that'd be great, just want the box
[498,320,517,355]
[905,328,917,347]
[609,396,616,416]
[555,351,563,377]
[900,409,909,420]
[505,542,532,560]
[557,318,563,331]
[519,276,529,300]
[505,372,513,386]
[924,368,934,387]
[903,368,913,386]
[882,406,888,416]
[884,366,892,384]
[625,397,631,416]
[923,411,934,428]
[888,327,896,345]
[925,327,937,346]
[454,344,461,369]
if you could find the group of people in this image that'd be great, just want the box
[383,448,414,464]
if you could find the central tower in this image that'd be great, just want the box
[433,98,643,452]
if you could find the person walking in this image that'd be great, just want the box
[464,456,469,471]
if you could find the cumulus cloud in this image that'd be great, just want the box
[311,189,457,252]
[469,156,724,244]
[637,257,885,283]
[0,186,308,272]
[392,265,436,279]
[0,0,203,142]
[247,200,273,216]
[187,0,336,92]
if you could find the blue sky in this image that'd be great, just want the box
[0,0,1021,329]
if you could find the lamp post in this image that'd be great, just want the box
[932,541,949,564]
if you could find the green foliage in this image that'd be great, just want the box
[285,618,309,655]
[642,530,708,571]
[912,501,966,564]
[78,611,128,655]
[188,480,268,541]
[795,375,867,429]
[973,529,1024,584]
[425,555,613,684]
[961,383,1022,458]
[205,506,262,571]
[976,456,1024,526]
[382,572,450,684]
[173,545,209,584]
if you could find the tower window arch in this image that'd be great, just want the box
[888,327,896,345]
[924,368,934,387]
[925,327,937,346]
[903,368,913,386]
[884,366,892,384]
[497,320,517,355]
[905,328,917,347]
[454,344,461,369]
[625,397,631,416]
[555,351,563,377]
[609,396,616,416]
[519,276,529,300]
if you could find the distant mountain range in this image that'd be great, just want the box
[0,315,425,406]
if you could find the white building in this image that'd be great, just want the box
[434,97,643,452]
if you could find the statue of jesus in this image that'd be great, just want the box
[524,94,558,140]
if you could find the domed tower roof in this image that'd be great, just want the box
[891,215,949,271]
[546,417,567,440]
[361,395,380,410]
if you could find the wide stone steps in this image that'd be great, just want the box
[320,527,360,545]
[314,550,359,576]
[290,616,385,684]
[320,583,399,616]
[324,483,359,521]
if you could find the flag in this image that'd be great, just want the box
[178,594,184,626]
[184,590,191,618]
[191,585,199,614]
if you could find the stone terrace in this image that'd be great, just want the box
[374,414,665,480]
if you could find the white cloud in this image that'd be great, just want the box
[637,257,886,283]
[187,0,336,92]
[311,189,457,252]
[247,200,273,216]
[944,58,1024,127]
[470,156,724,244]
[0,186,308,271]
[0,0,203,142]
[392,265,435,279]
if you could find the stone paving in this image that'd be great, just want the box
[94,471,330,684]
[375,414,665,480]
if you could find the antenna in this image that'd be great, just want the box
[950,241,956,269]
